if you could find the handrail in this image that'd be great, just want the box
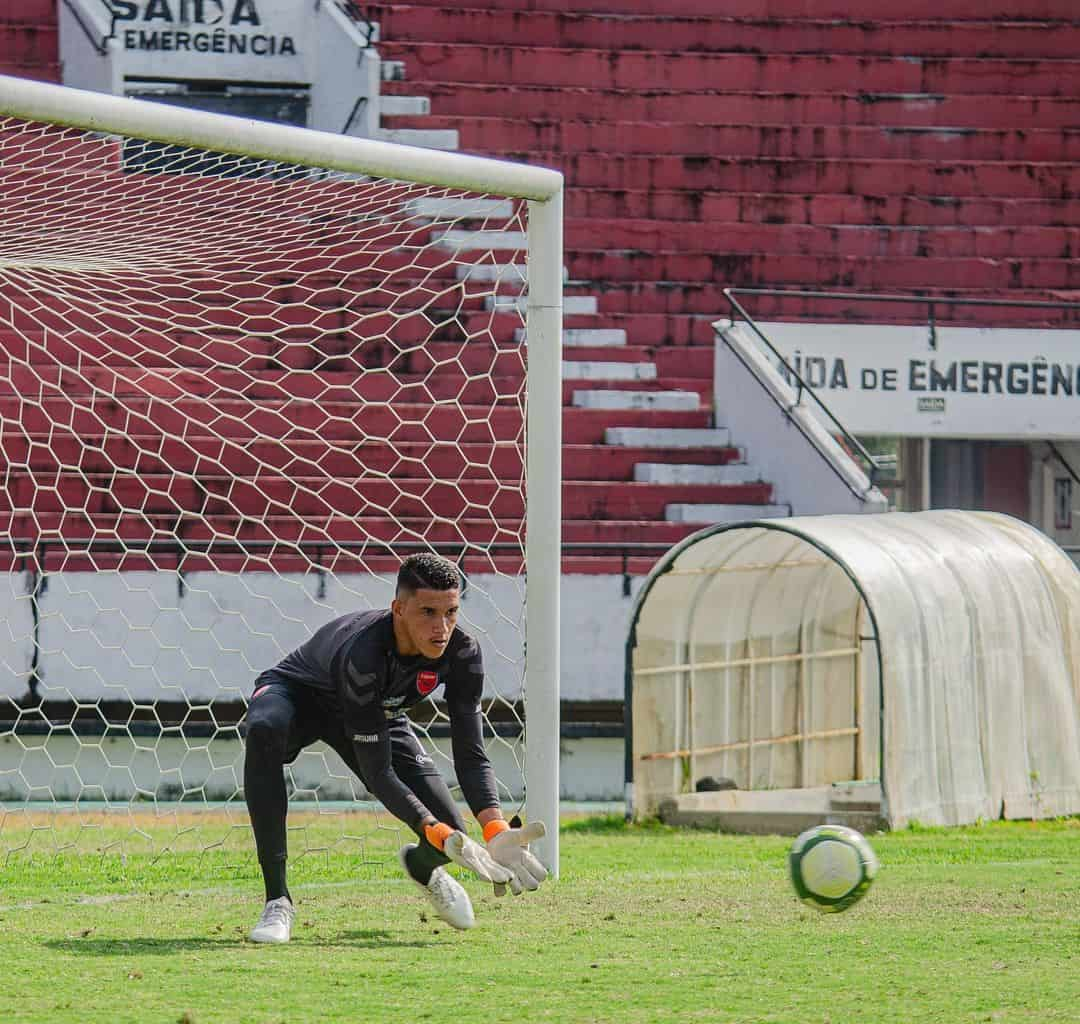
[725,287,1080,350]
[335,1,379,46]
[722,289,885,485]
[59,0,118,56]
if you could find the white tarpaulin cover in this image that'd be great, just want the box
[628,510,1080,827]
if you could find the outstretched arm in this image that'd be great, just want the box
[446,641,547,895]
[339,651,509,884]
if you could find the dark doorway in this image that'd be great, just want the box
[930,440,1030,519]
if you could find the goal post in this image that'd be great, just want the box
[0,75,562,872]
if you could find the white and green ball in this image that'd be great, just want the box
[788,824,879,913]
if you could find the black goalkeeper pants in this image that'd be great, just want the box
[242,675,466,869]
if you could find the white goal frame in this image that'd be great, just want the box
[0,74,563,872]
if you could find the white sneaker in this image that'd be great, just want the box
[249,896,295,944]
[398,844,475,930]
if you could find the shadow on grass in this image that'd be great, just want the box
[45,929,435,955]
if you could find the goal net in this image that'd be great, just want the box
[0,77,562,871]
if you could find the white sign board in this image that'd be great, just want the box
[761,322,1080,439]
[111,0,307,81]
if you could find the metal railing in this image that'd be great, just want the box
[723,287,1080,488]
[722,288,886,486]
[60,0,119,56]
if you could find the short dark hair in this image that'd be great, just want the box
[396,553,461,596]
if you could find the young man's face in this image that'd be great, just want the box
[391,587,460,658]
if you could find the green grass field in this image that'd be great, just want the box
[1,813,1078,1024]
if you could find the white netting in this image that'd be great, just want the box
[0,115,533,859]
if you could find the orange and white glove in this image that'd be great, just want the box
[424,822,513,885]
[484,819,548,896]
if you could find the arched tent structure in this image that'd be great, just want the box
[626,510,1080,829]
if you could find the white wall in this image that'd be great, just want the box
[1,571,642,704]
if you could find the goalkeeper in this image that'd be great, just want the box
[242,552,547,944]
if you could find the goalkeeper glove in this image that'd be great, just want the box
[424,822,513,885]
[484,818,548,896]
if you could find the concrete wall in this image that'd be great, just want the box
[1,570,643,705]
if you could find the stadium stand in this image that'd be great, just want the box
[376,1,1080,326]
[4,1,1080,578]
[0,0,59,82]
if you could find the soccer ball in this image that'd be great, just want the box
[788,824,879,913]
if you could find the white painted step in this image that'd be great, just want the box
[563,361,657,381]
[634,463,760,484]
[381,95,430,116]
[572,390,699,411]
[606,427,731,447]
[490,294,597,314]
[515,328,627,347]
[458,263,525,284]
[459,264,570,284]
[377,128,459,150]
[408,197,513,220]
[436,229,527,251]
[665,504,790,523]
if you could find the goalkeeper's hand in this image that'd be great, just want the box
[426,822,513,884]
[485,819,548,896]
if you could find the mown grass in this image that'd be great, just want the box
[1,814,1077,1024]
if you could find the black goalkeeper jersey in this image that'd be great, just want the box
[260,609,496,827]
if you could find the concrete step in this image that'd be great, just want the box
[379,41,1080,95]
[657,784,884,834]
[558,220,1080,260]
[389,116,1080,163]
[0,24,58,64]
[563,189,1080,227]
[375,127,459,150]
[634,463,761,485]
[500,153,1080,201]
[563,379,710,404]
[0,511,699,550]
[564,250,1080,292]
[0,60,60,81]
[436,228,527,251]
[606,427,731,447]
[573,389,700,411]
[372,0,1079,18]
[491,294,598,315]
[0,394,712,445]
[382,82,1080,130]
[665,503,790,522]
[373,6,1080,59]
[379,95,431,116]
[0,0,55,19]
[406,197,515,219]
[457,264,571,285]
[381,59,406,81]
[1,432,739,482]
[516,327,628,347]
[563,361,657,381]
[0,471,771,521]
[547,281,1075,324]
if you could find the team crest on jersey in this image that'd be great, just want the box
[416,670,439,696]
